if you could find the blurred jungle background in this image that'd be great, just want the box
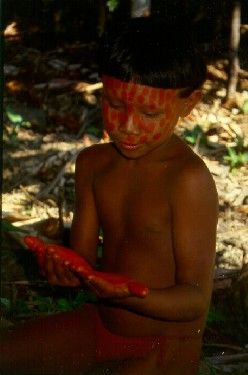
[1,1,248,373]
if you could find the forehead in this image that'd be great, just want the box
[102,75,178,105]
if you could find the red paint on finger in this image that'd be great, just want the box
[93,271,149,298]
[46,244,93,277]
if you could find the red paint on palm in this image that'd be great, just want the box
[93,271,149,298]
[24,236,149,297]
[24,236,93,277]
[24,235,46,269]
[46,244,93,277]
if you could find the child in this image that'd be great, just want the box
[0,17,218,375]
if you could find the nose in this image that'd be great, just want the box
[120,112,139,135]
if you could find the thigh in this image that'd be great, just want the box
[0,303,98,375]
[108,351,164,375]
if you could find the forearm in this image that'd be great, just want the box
[111,284,207,322]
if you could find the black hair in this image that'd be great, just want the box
[99,17,207,97]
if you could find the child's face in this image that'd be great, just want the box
[102,75,197,158]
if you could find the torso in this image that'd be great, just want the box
[89,136,209,340]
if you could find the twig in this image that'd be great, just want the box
[203,343,245,352]
[214,268,240,280]
[2,280,48,286]
[73,81,103,93]
[19,185,47,208]
[36,150,80,199]
[206,353,248,365]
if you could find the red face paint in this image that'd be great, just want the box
[102,76,187,154]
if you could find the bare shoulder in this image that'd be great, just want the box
[171,140,218,206]
[75,142,114,172]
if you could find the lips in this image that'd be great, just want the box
[119,142,142,150]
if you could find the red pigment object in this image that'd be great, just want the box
[93,271,149,298]
[24,236,149,297]
[24,235,46,269]
[24,235,93,277]
[46,244,93,277]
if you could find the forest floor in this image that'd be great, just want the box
[2,29,248,374]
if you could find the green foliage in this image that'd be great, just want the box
[207,305,226,325]
[0,290,97,318]
[198,358,218,375]
[223,136,248,170]
[106,0,120,12]
[1,219,28,233]
[182,125,206,146]
[4,106,32,146]
[86,124,102,138]
[6,107,32,128]
[242,99,248,114]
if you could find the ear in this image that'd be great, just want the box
[181,90,202,117]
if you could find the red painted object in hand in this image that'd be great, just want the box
[24,235,149,297]
[46,244,93,277]
[93,271,149,297]
[24,235,46,270]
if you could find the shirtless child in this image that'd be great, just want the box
[0,18,218,375]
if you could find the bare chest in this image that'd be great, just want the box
[94,164,171,235]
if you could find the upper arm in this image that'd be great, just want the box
[171,162,218,300]
[70,146,100,266]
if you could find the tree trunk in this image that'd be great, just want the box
[226,1,241,101]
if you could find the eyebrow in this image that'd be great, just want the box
[137,103,164,112]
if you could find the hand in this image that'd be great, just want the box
[24,236,83,287]
[44,249,82,287]
[87,271,149,299]
[24,236,149,296]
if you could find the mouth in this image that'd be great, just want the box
[118,142,142,151]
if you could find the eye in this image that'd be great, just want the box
[142,111,161,118]
[103,95,125,110]
[110,102,125,110]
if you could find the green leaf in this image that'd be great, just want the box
[6,109,23,124]
[107,0,119,12]
[242,99,248,114]
[182,125,205,145]
[73,291,97,307]
[0,297,11,310]
[240,152,248,164]
[207,305,226,324]
[1,219,28,233]
[57,298,73,311]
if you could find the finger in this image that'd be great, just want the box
[88,276,129,298]
[52,255,81,287]
[127,282,149,298]
[44,254,61,285]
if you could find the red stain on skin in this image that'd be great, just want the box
[133,113,140,124]
[139,135,148,144]
[159,89,166,106]
[153,132,162,140]
[111,111,118,122]
[118,112,128,124]
[138,120,155,133]
[126,134,136,144]
[102,76,183,146]
[127,84,136,102]
[105,122,116,132]
[148,103,156,111]
[159,119,165,128]
[142,87,149,97]
[165,90,176,100]
[137,95,145,105]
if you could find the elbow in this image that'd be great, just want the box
[186,290,208,321]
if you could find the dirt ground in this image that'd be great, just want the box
[2,33,248,374]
